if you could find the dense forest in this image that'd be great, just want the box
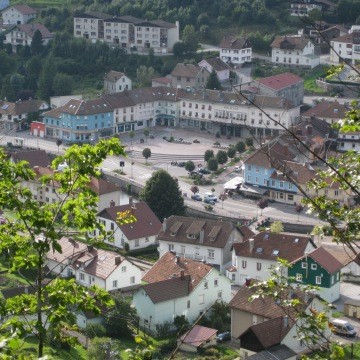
[1,0,359,102]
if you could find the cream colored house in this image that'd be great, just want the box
[2,4,36,25]
[104,71,132,94]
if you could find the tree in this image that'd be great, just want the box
[235,141,246,153]
[204,149,214,162]
[30,29,43,55]
[216,150,228,165]
[1,74,15,101]
[270,221,284,233]
[219,193,227,209]
[38,54,57,100]
[207,157,218,172]
[136,65,155,88]
[227,146,236,159]
[182,25,198,53]
[311,225,324,243]
[56,139,63,153]
[88,337,121,360]
[190,185,199,194]
[140,169,186,221]
[172,42,187,58]
[53,73,74,96]
[245,137,254,147]
[257,198,268,216]
[0,138,125,358]
[295,204,304,222]
[185,160,195,173]
[208,301,230,332]
[143,128,150,142]
[142,148,151,163]
[104,294,139,339]
[173,315,190,334]
[206,69,222,90]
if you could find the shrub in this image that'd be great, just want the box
[155,321,173,338]
[84,323,106,339]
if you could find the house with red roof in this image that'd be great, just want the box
[1,4,37,26]
[228,231,316,285]
[178,325,217,352]
[230,284,331,356]
[132,251,231,331]
[94,200,162,250]
[46,237,142,291]
[251,72,304,106]
[288,247,343,302]
[271,35,320,68]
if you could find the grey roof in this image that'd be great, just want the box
[11,150,51,168]
[220,36,252,50]
[247,345,297,360]
[171,63,208,79]
[200,57,230,71]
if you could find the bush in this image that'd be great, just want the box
[193,177,212,186]
[155,321,173,338]
[85,323,106,339]
[204,347,220,357]
[157,338,177,353]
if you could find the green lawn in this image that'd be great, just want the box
[303,66,328,95]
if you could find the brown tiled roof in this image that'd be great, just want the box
[88,177,121,196]
[158,215,238,249]
[12,4,37,15]
[238,225,255,240]
[180,325,217,347]
[97,202,162,240]
[302,100,349,120]
[0,99,48,116]
[17,24,53,39]
[104,71,125,82]
[11,150,50,168]
[332,31,360,44]
[293,247,343,274]
[256,73,303,91]
[220,35,251,50]
[142,275,190,303]
[271,36,311,50]
[200,57,230,71]
[1,285,36,299]
[321,244,360,266]
[171,63,206,78]
[152,77,172,84]
[232,232,315,262]
[142,252,213,291]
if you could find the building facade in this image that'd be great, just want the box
[104,71,132,93]
[330,31,360,65]
[2,4,36,25]
[220,36,252,66]
[338,131,360,152]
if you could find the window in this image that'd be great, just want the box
[257,262,262,271]
[279,181,284,188]
[296,273,303,281]
[334,190,339,196]
[80,273,85,281]
[121,266,127,272]
[218,291,222,299]
[256,167,259,173]
[315,276,322,285]
[111,222,114,231]
[242,260,247,269]
[336,272,339,281]
[135,239,139,247]
[130,276,135,284]
[311,264,317,270]
[168,244,174,251]
[145,237,149,242]
[187,300,190,308]
[181,246,185,254]
[247,165,252,171]
[204,281,208,289]
[301,262,307,269]
[214,279,218,287]
[199,294,205,304]
[208,250,214,259]
[113,280,118,288]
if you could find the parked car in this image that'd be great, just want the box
[205,192,218,201]
[191,194,202,201]
[198,168,211,175]
[177,162,186,167]
[234,166,241,172]
[330,319,357,337]
[204,197,215,205]
[190,171,203,179]
[216,332,231,343]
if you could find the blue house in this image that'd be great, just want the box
[42,98,114,143]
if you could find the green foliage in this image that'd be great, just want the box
[87,337,121,360]
[182,25,199,53]
[207,157,218,171]
[235,141,246,153]
[245,138,254,147]
[270,221,284,233]
[38,54,57,100]
[206,69,222,90]
[84,323,106,339]
[185,160,195,172]
[204,149,214,162]
[155,321,172,338]
[216,150,228,165]
[53,73,74,96]
[140,169,186,221]
[227,146,236,159]
[136,66,156,88]
[142,148,151,163]
[30,30,44,56]
[0,138,125,358]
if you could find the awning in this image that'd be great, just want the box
[224,176,244,190]
[240,184,268,195]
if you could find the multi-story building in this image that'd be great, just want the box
[169,63,210,92]
[338,131,360,152]
[219,36,252,66]
[74,12,179,53]
[42,98,114,142]
[289,0,322,16]
[330,31,360,65]
[4,23,53,50]
[271,35,320,68]
[198,57,231,82]
[1,4,36,25]
[104,71,132,93]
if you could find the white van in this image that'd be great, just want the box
[331,319,357,337]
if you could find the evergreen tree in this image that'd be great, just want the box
[1,74,16,101]
[30,30,43,55]
[182,25,199,53]
[206,69,222,90]
[38,54,56,100]
[53,73,73,96]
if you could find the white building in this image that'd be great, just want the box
[157,216,252,273]
[132,252,232,330]
[5,23,53,50]
[338,131,360,152]
[2,4,36,25]
[74,12,179,53]
[227,232,316,285]
[198,57,230,82]
[46,237,143,291]
[289,1,322,16]
[93,200,162,251]
[104,71,132,94]
[330,31,360,65]
[220,35,252,66]
[271,35,320,68]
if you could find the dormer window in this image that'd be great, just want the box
[272,250,279,256]
[187,234,198,240]
[171,232,176,237]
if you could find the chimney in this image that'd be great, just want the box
[180,269,185,279]
[175,255,179,263]
[129,196,133,206]
[162,218,167,232]
[245,277,251,286]
[306,125,312,134]
[115,256,121,265]
[283,315,289,328]
[199,229,204,243]
[110,199,115,207]
[249,238,254,253]
[87,245,93,252]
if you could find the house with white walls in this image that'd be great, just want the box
[46,237,142,291]
[227,232,316,285]
[220,36,252,66]
[93,200,162,251]
[104,71,132,94]
[198,57,231,82]
[157,216,253,273]
[132,252,232,331]
[1,4,36,25]
[330,30,360,65]
[337,131,360,152]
